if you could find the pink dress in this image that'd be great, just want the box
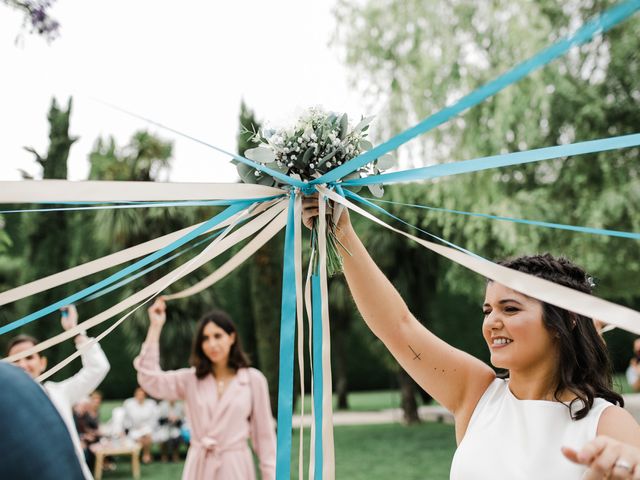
[134,341,276,480]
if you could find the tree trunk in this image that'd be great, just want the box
[397,369,421,425]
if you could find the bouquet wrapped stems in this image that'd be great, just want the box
[310,201,350,276]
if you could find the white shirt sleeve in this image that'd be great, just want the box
[55,339,110,405]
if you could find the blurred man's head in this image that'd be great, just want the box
[90,391,103,411]
[134,387,146,403]
[7,335,47,379]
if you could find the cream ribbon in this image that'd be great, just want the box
[163,200,291,300]
[0,199,280,307]
[36,205,289,381]
[317,192,335,480]
[305,246,317,480]
[0,180,285,202]
[319,186,640,335]
[4,200,288,365]
[34,201,256,381]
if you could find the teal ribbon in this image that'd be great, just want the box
[344,190,483,259]
[312,0,640,185]
[359,198,640,240]
[0,197,284,214]
[80,229,228,303]
[97,100,306,189]
[275,193,297,480]
[341,133,640,186]
[312,273,324,480]
[0,201,251,335]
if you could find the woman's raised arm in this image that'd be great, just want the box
[302,196,494,438]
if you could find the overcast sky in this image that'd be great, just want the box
[0,0,366,183]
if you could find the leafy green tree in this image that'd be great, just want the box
[13,98,78,370]
[86,130,222,378]
[238,100,285,414]
[334,0,640,380]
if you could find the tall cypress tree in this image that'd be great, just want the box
[20,97,78,373]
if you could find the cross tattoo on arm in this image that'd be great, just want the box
[408,345,421,360]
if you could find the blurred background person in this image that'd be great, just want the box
[0,362,85,480]
[626,338,640,392]
[6,305,110,479]
[123,386,159,464]
[157,399,185,462]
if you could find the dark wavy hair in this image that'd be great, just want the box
[495,253,623,420]
[189,309,250,379]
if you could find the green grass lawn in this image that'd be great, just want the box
[98,422,456,480]
[98,377,633,479]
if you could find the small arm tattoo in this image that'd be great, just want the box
[408,344,421,360]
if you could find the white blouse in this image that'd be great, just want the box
[450,378,613,480]
[45,340,110,480]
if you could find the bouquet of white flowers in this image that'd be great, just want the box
[236,107,393,274]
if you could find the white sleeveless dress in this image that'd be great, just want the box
[450,378,613,480]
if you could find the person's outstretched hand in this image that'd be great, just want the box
[301,193,351,235]
[60,304,78,331]
[148,297,167,329]
[562,436,640,479]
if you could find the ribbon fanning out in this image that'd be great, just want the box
[320,187,640,335]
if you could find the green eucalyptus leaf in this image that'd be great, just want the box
[353,115,375,133]
[359,140,374,151]
[368,183,384,198]
[256,174,276,186]
[245,146,276,164]
[377,154,395,170]
[321,149,338,162]
[237,163,258,184]
[339,113,349,140]
[301,147,314,166]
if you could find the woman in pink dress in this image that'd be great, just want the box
[134,297,276,480]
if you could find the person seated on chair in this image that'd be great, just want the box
[123,386,159,464]
[157,399,185,462]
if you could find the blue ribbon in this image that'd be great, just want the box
[359,198,640,240]
[0,197,284,214]
[275,193,297,480]
[312,273,324,480]
[0,201,251,335]
[343,190,484,259]
[312,0,640,185]
[342,133,640,186]
[80,228,229,303]
[97,100,306,189]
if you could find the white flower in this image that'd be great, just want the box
[254,170,260,176]
[309,163,315,169]
[326,162,332,168]
[291,155,297,160]
[287,162,294,167]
